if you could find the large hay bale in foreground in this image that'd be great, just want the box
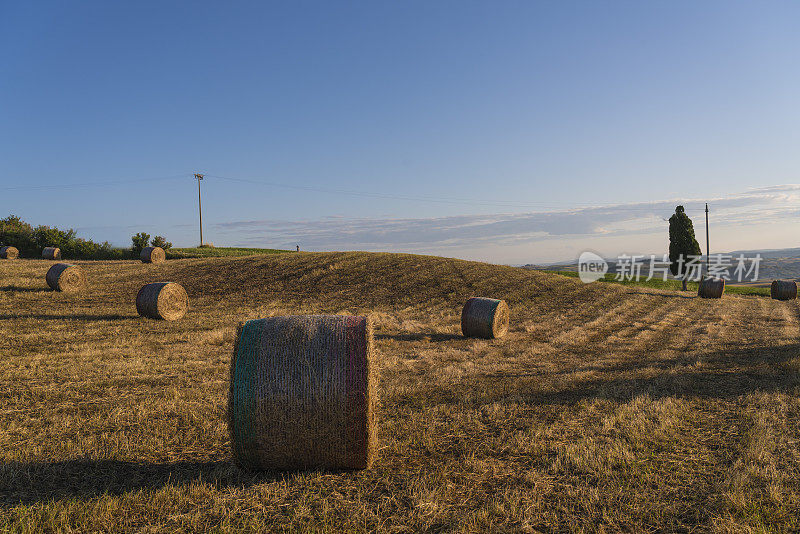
[140,246,165,264]
[42,247,61,260]
[0,246,18,259]
[461,297,510,339]
[45,263,86,292]
[228,315,377,471]
[136,282,188,320]
[771,280,798,301]
[698,278,725,299]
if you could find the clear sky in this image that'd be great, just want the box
[2,1,799,264]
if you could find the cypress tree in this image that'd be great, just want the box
[669,205,702,290]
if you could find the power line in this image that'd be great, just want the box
[0,170,722,216]
[207,173,557,208]
[0,173,189,191]
[205,173,707,213]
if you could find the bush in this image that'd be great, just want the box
[92,243,129,260]
[151,235,172,250]
[0,214,130,259]
[131,232,151,255]
[33,225,76,251]
[64,238,100,258]
[0,215,178,260]
[0,215,36,255]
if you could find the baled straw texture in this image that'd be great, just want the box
[698,278,725,299]
[771,280,798,301]
[136,282,188,320]
[140,246,166,264]
[461,297,510,339]
[42,247,61,260]
[45,263,86,292]
[0,246,18,259]
[228,315,377,471]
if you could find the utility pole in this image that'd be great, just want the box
[194,173,204,246]
[705,203,710,279]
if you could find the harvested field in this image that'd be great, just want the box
[1,252,799,532]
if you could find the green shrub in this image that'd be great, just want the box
[131,232,151,256]
[0,215,37,255]
[0,214,130,259]
[33,225,76,252]
[151,235,172,250]
[65,238,101,258]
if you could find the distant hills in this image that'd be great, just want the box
[523,247,800,283]
[727,247,800,260]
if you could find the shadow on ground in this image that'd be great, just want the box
[0,459,282,506]
[0,286,49,293]
[621,290,697,299]
[0,314,134,321]
[393,342,800,409]
[375,333,463,342]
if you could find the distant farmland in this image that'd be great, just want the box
[526,247,800,284]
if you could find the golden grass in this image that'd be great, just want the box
[1,252,799,532]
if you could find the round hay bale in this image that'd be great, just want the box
[42,247,61,260]
[461,297,510,339]
[228,315,377,471]
[698,278,725,299]
[136,282,188,320]
[45,263,86,292]
[771,280,798,301]
[140,246,165,264]
[0,246,19,259]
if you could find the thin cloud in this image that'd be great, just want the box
[213,185,800,251]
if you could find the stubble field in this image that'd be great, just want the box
[1,252,799,532]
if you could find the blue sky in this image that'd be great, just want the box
[2,1,799,263]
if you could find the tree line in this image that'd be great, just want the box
[0,215,172,260]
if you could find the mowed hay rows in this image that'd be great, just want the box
[229,315,376,470]
[771,280,798,300]
[547,292,636,348]
[136,282,188,320]
[1,252,800,532]
[0,245,18,259]
[534,288,626,344]
[41,247,61,260]
[45,263,86,292]
[140,246,166,264]
[602,295,678,344]
[171,251,601,323]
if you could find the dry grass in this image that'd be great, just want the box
[1,252,799,532]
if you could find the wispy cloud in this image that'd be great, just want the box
[213,185,800,258]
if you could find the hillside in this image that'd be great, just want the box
[1,252,799,531]
[165,246,291,259]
